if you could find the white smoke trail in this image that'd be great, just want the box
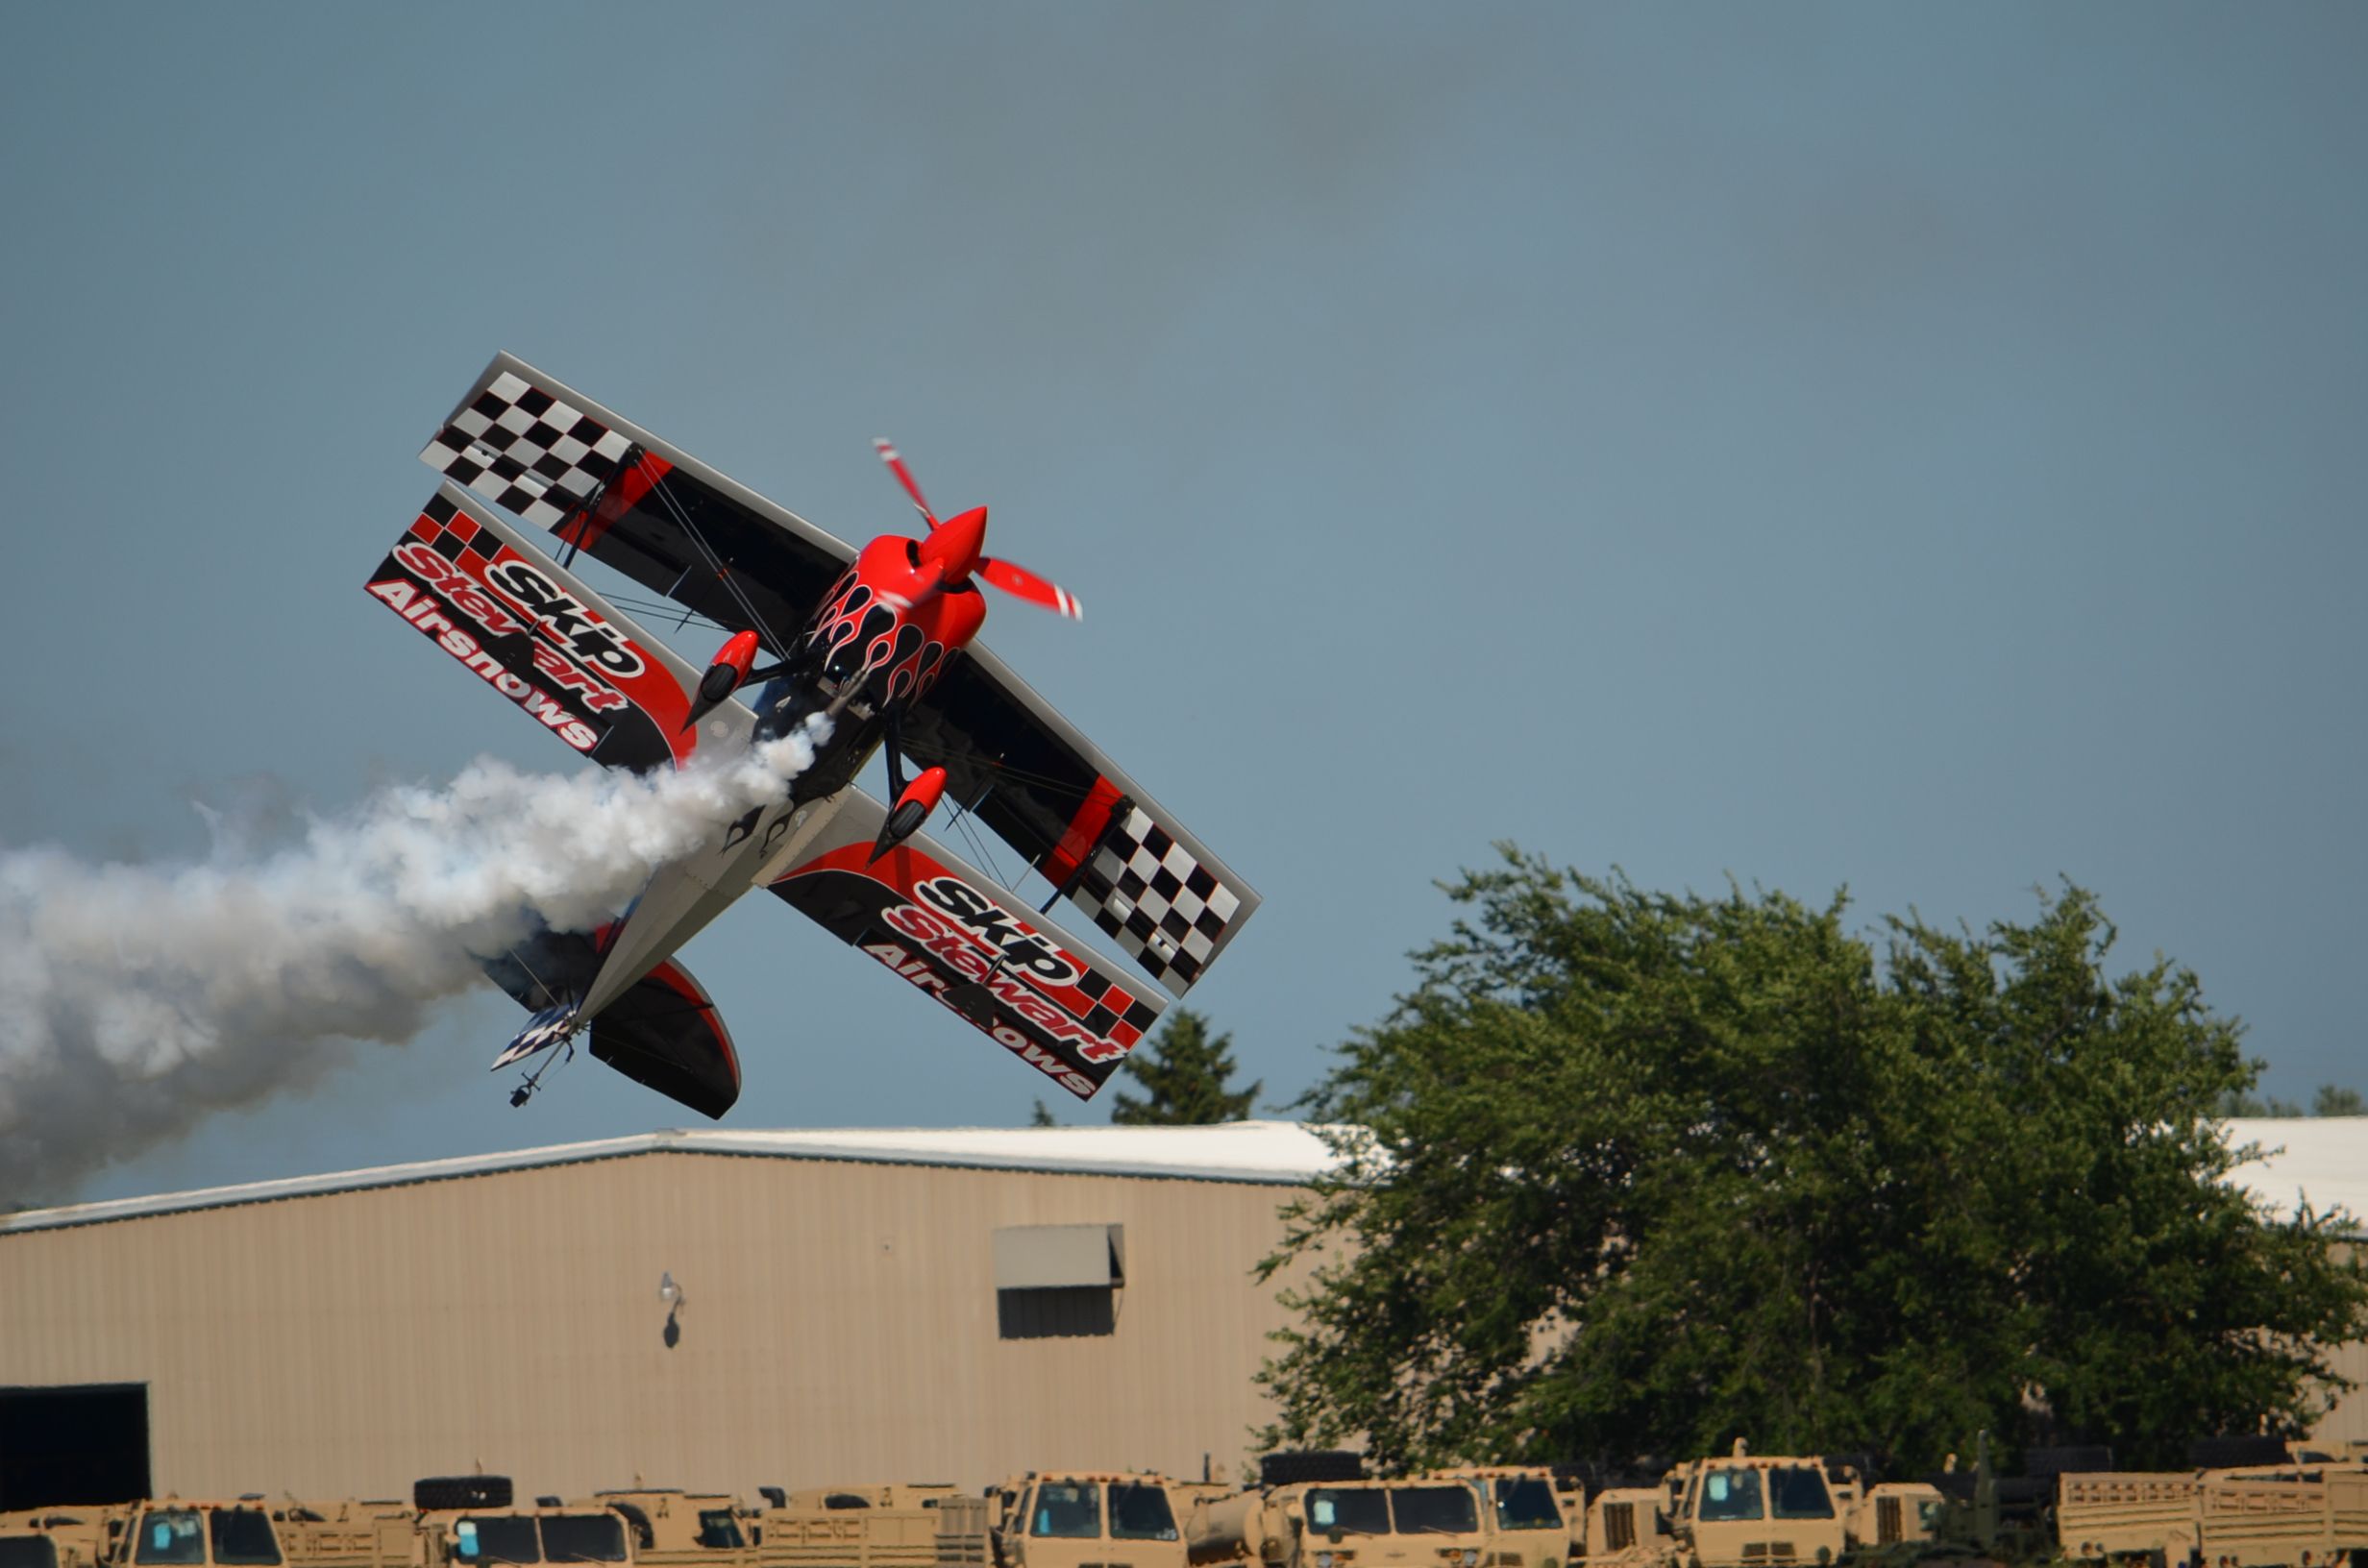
[0,725,827,1206]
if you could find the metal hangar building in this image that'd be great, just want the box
[0,1122,1334,1506]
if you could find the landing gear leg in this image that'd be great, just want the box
[508,1038,576,1108]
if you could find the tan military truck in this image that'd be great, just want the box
[103,1502,293,1568]
[1188,1477,1496,1568]
[1418,1471,1577,1568]
[0,1507,129,1568]
[272,1499,418,1568]
[990,1473,1196,1568]
[2055,1461,2368,1568]
[755,1487,986,1568]
[417,1499,637,1568]
[1665,1447,1944,1568]
[1665,1447,1852,1568]
[1571,1484,1671,1568]
[578,1492,752,1566]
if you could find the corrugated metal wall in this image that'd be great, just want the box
[2311,1338,2368,1446]
[0,1152,1315,1501]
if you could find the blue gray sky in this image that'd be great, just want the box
[5,4,2362,1203]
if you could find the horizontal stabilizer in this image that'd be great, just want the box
[766,791,1165,1102]
[482,927,740,1120]
[588,959,739,1120]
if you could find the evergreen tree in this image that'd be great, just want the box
[1030,1099,1058,1127]
[1111,1008,1262,1125]
[2313,1085,2367,1116]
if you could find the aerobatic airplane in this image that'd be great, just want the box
[366,355,1257,1118]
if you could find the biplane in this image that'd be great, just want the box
[365,355,1257,1118]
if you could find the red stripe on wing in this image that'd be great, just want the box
[1038,775,1127,889]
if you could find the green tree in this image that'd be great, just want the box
[1110,1008,1262,1125]
[1030,1099,1058,1127]
[2313,1085,2367,1117]
[1258,849,2368,1473]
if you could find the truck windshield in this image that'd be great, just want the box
[212,1510,283,1566]
[1491,1481,1563,1531]
[1390,1487,1479,1535]
[539,1518,627,1563]
[1030,1483,1101,1539]
[1109,1485,1177,1542]
[456,1518,542,1563]
[136,1512,208,1565]
[0,1540,61,1568]
[1766,1470,1833,1522]
[696,1512,743,1550]
[1306,1491,1391,1536]
[1696,1471,1764,1523]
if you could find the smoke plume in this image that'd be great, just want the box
[0,726,826,1206]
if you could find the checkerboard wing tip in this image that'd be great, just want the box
[419,361,634,531]
[1062,802,1256,998]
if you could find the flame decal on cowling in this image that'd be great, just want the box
[799,564,953,703]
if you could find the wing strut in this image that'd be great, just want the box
[1039,792,1135,915]
[629,451,801,660]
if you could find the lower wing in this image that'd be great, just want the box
[764,791,1168,1102]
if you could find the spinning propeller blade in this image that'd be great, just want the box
[978,556,1084,621]
[874,437,939,530]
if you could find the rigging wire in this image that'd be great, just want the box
[634,453,797,656]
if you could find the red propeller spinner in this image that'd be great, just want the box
[873,438,1083,621]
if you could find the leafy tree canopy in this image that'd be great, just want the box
[1258,848,2368,1474]
[1111,1007,1262,1125]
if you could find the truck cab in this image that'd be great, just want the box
[120,1504,286,1568]
[417,1503,633,1568]
[993,1474,1189,1568]
[1419,1470,1576,1568]
[1213,1479,1495,1568]
[1669,1450,1846,1568]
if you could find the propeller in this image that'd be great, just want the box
[978,556,1083,621]
[873,438,1084,622]
[874,438,939,530]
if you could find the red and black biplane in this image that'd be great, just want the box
[365,355,1256,1118]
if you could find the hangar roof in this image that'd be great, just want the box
[0,1119,1343,1234]
[5,1115,2359,1237]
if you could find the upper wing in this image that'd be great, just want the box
[765,789,1168,1101]
[902,650,1259,998]
[418,353,854,647]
